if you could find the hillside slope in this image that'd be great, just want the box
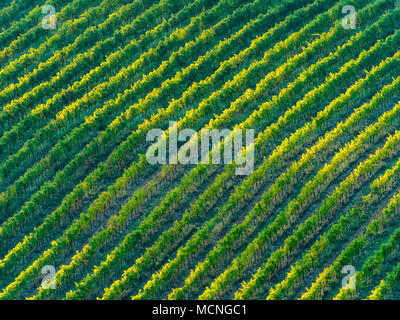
[0,0,400,300]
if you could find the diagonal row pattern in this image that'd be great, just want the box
[0,0,400,300]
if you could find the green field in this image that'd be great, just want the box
[1,0,400,300]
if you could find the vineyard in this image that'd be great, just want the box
[0,0,400,301]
